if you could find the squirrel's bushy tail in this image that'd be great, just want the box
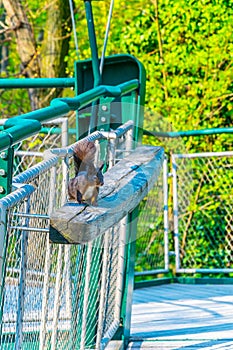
[73,140,96,175]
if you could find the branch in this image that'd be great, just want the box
[151,0,168,100]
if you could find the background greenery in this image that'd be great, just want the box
[1,0,233,276]
[1,0,232,138]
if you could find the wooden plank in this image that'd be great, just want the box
[129,284,233,349]
[49,146,164,244]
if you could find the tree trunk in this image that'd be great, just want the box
[40,0,71,78]
[39,0,72,106]
[2,0,72,108]
[3,0,41,109]
[3,0,40,78]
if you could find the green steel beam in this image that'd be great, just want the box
[83,0,101,133]
[119,208,138,348]
[0,79,139,152]
[0,148,14,199]
[0,78,75,89]
[2,124,232,139]
[144,127,233,138]
[84,0,100,87]
[55,80,139,110]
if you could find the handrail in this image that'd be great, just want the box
[0,77,75,88]
[0,79,139,152]
[144,127,233,138]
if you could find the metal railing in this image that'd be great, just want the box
[172,151,233,274]
[0,117,69,176]
[133,148,233,280]
[134,156,169,277]
[0,79,139,152]
[0,121,164,349]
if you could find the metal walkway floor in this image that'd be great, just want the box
[128,283,233,349]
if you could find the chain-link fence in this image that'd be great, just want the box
[1,121,165,349]
[134,157,169,278]
[0,117,75,177]
[172,151,233,274]
[0,186,126,349]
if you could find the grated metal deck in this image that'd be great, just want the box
[129,283,233,349]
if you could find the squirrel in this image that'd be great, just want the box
[68,140,104,206]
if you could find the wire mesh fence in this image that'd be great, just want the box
[134,158,168,278]
[0,123,143,349]
[0,117,73,177]
[172,151,233,274]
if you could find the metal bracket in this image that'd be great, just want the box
[0,147,14,199]
[97,98,112,132]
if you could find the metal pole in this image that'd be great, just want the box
[51,245,63,350]
[61,117,69,148]
[125,127,133,156]
[84,0,100,87]
[39,240,52,350]
[99,0,114,76]
[114,218,127,321]
[0,78,75,89]
[80,242,92,350]
[15,197,30,349]
[172,154,180,271]
[108,137,116,168]
[0,204,7,339]
[61,118,72,327]
[96,233,109,349]
[0,185,35,340]
[61,118,69,205]
[50,149,67,350]
[69,246,83,349]
[64,246,72,323]
[84,0,101,134]
[39,165,57,349]
[163,156,169,271]
[68,0,80,59]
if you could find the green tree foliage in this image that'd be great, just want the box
[1,0,232,132]
[65,0,233,152]
[0,0,72,110]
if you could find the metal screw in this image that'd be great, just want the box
[0,169,6,176]
[0,152,7,160]
[101,117,106,123]
[101,105,108,111]
[0,186,5,194]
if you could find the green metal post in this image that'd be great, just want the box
[70,244,100,349]
[83,0,101,134]
[143,127,233,138]
[83,0,100,88]
[74,54,146,139]
[0,147,14,199]
[113,207,138,348]
[0,78,75,89]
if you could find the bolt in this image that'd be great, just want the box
[0,186,5,194]
[101,105,108,111]
[101,117,106,123]
[0,169,6,176]
[0,152,7,160]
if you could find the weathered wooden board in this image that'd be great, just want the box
[49,146,164,244]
